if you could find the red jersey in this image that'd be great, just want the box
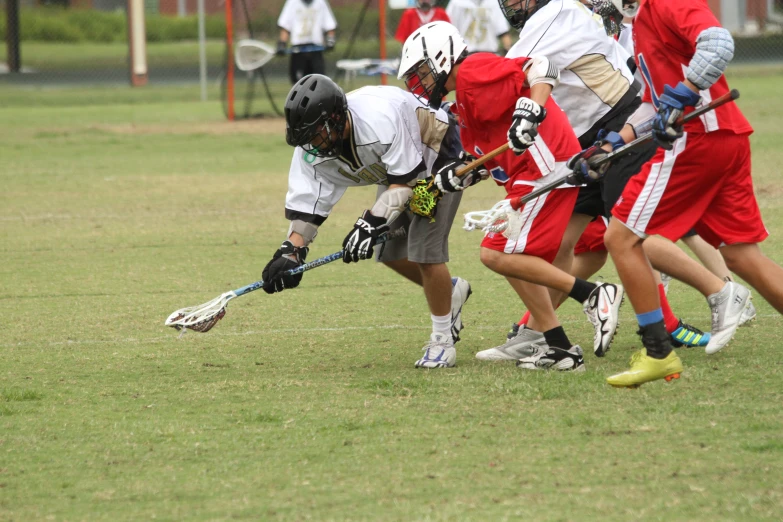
[455,54,581,186]
[394,8,451,44]
[634,0,752,135]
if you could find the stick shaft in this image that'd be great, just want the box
[233,227,407,297]
[455,143,509,177]
[510,89,740,210]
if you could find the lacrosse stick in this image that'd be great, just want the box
[165,227,408,334]
[464,89,740,236]
[235,39,276,72]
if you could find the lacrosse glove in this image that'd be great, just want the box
[508,97,546,154]
[262,240,309,294]
[652,82,700,150]
[276,41,287,56]
[565,131,625,185]
[435,151,490,193]
[342,210,389,263]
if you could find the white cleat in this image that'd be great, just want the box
[583,282,624,357]
[415,332,456,368]
[451,277,472,343]
[516,345,585,372]
[475,328,548,361]
[739,296,757,327]
[705,282,751,354]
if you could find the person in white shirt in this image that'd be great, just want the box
[277,0,338,84]
[446,0,512,53]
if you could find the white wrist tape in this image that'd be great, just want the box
[627,102,656,138]
[686,27,734,91]
[288,219,319,246]
[523,56,560,89]
[371,186,413,225]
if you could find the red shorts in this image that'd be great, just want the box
[574,217,608,255]
[612,131,768,248]
[481,183,578,262]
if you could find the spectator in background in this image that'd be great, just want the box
[446,0,512,54]
[395,1,451,44]
[277,0,338,84]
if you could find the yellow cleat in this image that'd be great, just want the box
[607,349,684,388]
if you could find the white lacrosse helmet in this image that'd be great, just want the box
[397,21,468,109]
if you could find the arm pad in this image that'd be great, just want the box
[686,27,734,91]
[523,56,560,89]
[288,219,319,246]
[370,186,413,225]
[626,102,656,138]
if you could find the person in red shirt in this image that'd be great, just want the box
[398,21,627,371]
[570,0,783,387]
[394,1,451,44]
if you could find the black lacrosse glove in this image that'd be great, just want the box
[262,240,308,294]
[276,40,287,56]
[565,131,625,185]
[652,82,700,150]
[508,97,546,155]
[434,151,490,193]
[342,210,389,263]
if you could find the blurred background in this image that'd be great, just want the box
[1,0,782,115]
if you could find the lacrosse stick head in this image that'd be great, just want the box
[165,292,235,333]
[235,39,275,72]
[463,200,524,240]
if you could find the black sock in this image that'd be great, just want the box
[638,320,673,359]
[568,278,597,304]
[543,326,571,350]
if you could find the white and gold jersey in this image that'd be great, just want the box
[277,0,337,47]
[507,0,636,137]
[285,87,455,224]
[446,0,511,53]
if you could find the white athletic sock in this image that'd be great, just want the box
[431,314,451,337]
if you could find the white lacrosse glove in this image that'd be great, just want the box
[434,152,489,193]
[507,97,546,155]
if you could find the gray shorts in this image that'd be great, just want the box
[374,186,463,264]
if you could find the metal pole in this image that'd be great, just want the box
[5,0,20,73]
[198,0,208,101]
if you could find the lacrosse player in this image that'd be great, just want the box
[497,0,730,356]
[446,0,513,54]
[276,0,337,84]
[399,22,629,371]
[262,74,481,369]
[573,0,783,387]
[395,0,451,44]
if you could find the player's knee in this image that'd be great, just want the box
[603,222,633,253]
[480,248,500,270]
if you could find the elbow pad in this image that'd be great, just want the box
[370,186,413,225]
[524,56,560,89]
[686,27,734,91]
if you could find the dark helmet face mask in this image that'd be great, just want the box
[284,75,348,158]
[498,0,548,30]
[591,0,624,36]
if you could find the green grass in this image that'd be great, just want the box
[1,73,782,520]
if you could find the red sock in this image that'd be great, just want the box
[658,284,679,333]
[518,310,531,326]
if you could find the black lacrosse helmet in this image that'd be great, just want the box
[498,0,551,30]
[284,74,348,158]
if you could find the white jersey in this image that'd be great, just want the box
[277,0,337,47]
[617,21,645,97]
[285,87,454,223]
[506,0,635,137]
[446,0,510,53]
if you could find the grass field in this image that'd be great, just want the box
[1,72,782,521]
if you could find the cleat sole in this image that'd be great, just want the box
[664,372,681,382]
